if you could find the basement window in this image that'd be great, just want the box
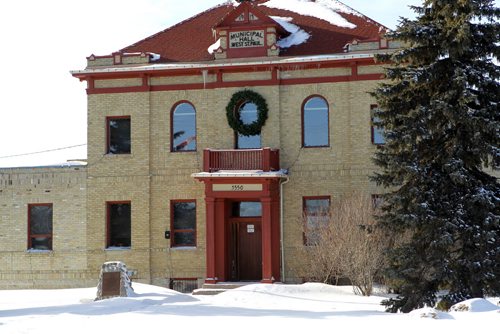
[107,116,131,154]
[107,202,131,248]
[169,278,199,293]
[28,204,53,251]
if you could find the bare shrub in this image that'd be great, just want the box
[299,191,389,296]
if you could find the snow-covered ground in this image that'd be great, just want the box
[0,283,498,334]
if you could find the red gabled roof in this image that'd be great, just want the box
[120,0,386,62]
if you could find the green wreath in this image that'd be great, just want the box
[225,90,268,136]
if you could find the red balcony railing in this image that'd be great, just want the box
[203,148,280,172]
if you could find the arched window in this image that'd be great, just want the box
[171,102,196,152]
[236,101,261,149]
[302,96,329,147]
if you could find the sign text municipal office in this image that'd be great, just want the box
[229,30,265,48]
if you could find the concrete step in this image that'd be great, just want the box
[192,282,256,295]
[192,288,227,296]
[202,282,251,290]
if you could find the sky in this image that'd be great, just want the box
[0,0,493,168]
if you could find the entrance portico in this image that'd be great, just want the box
[194,148,285,284]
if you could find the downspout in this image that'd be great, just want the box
[280,174,290,283]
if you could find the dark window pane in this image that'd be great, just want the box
[30,237,52,250]
[108,118,131,154]
[172,103,197,152]
[303,97,329,147]
[232,202,262,217]
[237,102,261,149]
[173,231,196,246]
[30,205,52,234]
[108,203,131,247]
[173,202,196,229]
[172,201,196,247]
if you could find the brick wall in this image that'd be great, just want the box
[0,166,92,288]
[1,64,389,288]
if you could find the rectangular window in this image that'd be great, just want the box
[107,116,131,154]
[231,201,262,217]
[371,194,384,211]
[171,200,196,247]
[107,202,131,248]
[303,196,330,246]
[371,105,385,145]
[28,204,53,250]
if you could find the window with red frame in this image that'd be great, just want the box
[303,196,330,246]
[28,204,53,250]
[107,116,131,154]
[171,200,196,247]
[107,202,131,248]
[302,96,329,148]
[371,105,385,145]
[171,102,197,152]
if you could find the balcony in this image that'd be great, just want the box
[203,148,280,173]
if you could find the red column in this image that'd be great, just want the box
[261,197,274,283]
[204,197,216,283]
[214,198,226,282]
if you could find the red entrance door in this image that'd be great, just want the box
[229,220,262,281]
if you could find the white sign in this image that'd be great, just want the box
[229,30,265,48]
[247,224,255,233]
[212,184,263,192]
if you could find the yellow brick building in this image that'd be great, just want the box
[0,1,400,289]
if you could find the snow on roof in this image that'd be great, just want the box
[117,1,385,62]
[207,38,221,54]
[262,0,357,29]
[271,16,310,49]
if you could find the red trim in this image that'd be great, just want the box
[106,201,131,249]
[170,101,197,153]
[170,200,197,248]
[85,73,384,95]
[351,62,358,77]
[301,95,330,148]
[27,203,53,250]
[106,116,131,154]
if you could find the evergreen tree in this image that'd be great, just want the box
[372,0,500,313]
